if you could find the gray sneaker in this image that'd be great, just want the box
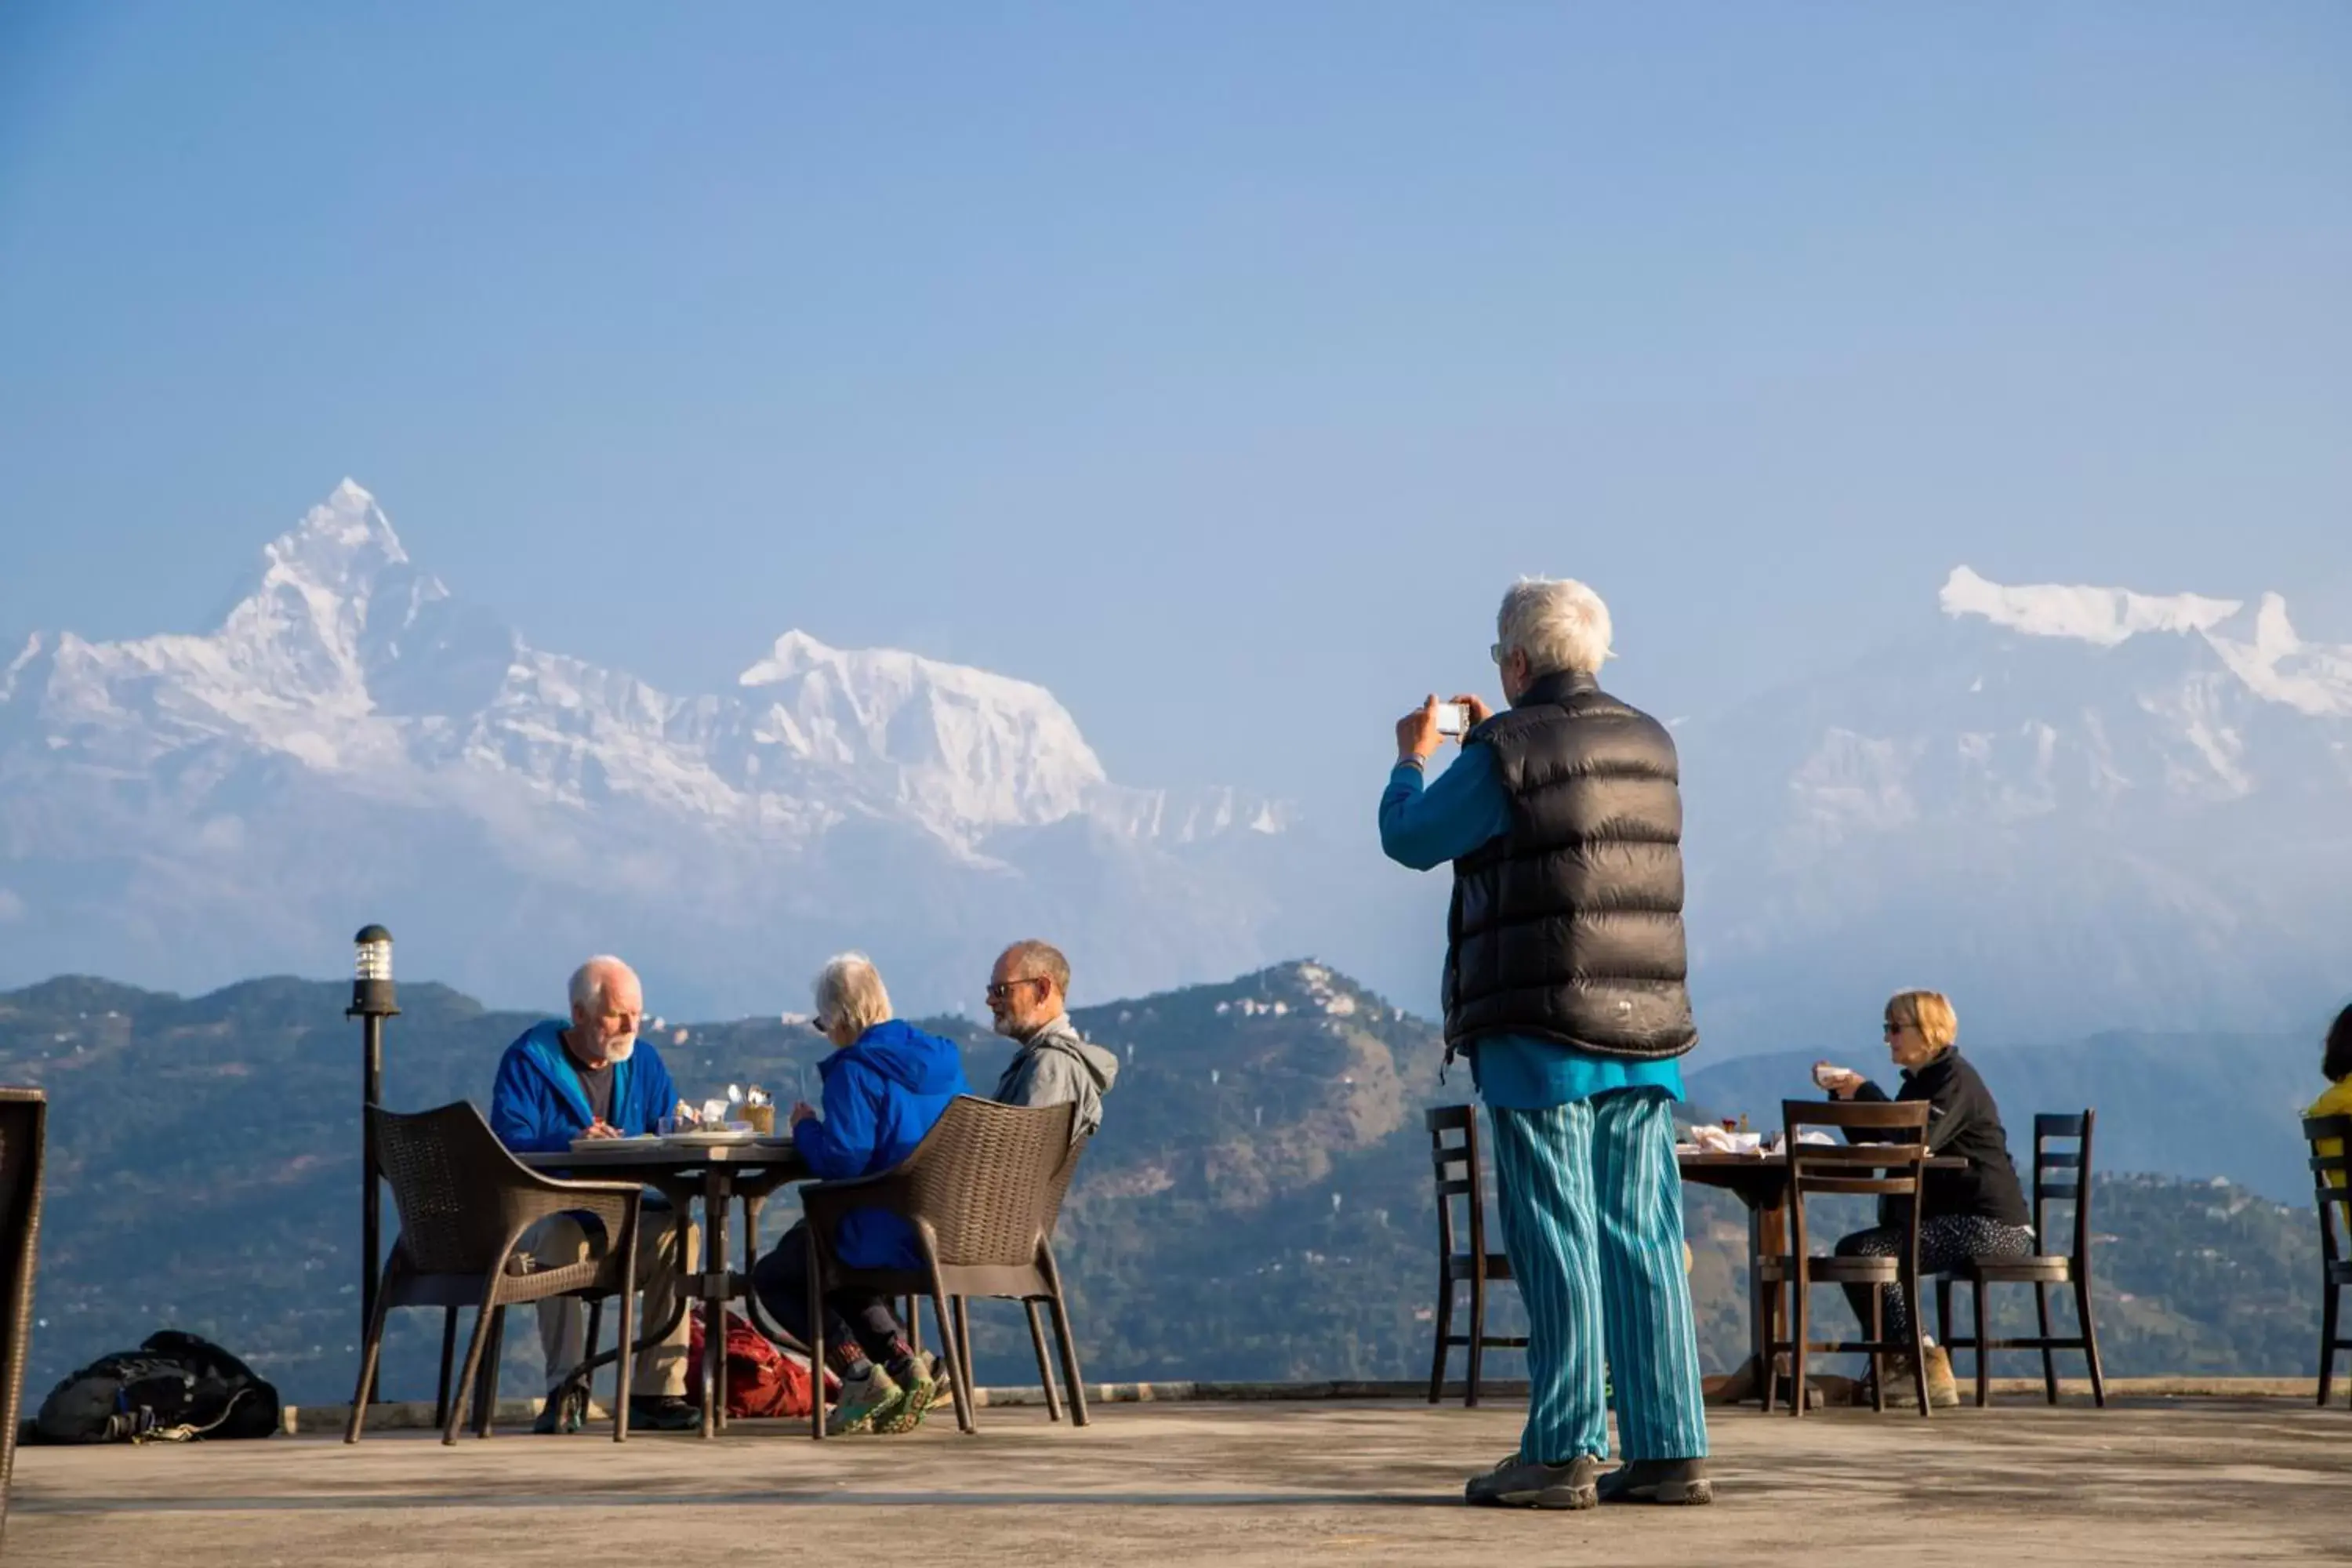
[1597,1458,1713,1505]
[1465,1453,1601,1509]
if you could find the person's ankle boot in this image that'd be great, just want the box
[1922,1345,1962,1409]
[1598,1458,1713,1505]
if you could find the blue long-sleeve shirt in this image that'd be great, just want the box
[1381,747,1685,1110]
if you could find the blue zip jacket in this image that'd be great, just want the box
[793,1019,971,1269]
[489,1020,680,1153]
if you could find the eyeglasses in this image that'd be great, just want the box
[810,1015,832,1034]
[1490,642,1507,665]
[986,977,1048,1003]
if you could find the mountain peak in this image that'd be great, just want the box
[256,479,408,601]
[1940,565,2243,647]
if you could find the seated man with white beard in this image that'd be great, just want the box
[488,955,701,1433]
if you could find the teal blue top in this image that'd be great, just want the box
[1379,751,1686,1112]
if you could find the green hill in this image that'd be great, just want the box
[0,966,2334,1407]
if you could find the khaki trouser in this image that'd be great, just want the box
[521,1209,699,1398]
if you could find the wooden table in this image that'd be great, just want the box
[1678,1149,1967,1404]
[519,1140,808,1438]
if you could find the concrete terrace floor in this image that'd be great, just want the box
[9,1396,2350,1566]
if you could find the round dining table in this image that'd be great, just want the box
[518,1138,810,1438]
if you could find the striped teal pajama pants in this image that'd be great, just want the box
[1486,1087,1709,1465]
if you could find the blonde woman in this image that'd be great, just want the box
[1813,990,2031,1407]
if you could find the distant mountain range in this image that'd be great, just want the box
[2,481,2346,1047]
[0,962,2332,1409]
[0,481,1302,1015]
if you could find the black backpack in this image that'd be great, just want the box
[31,1330,281,1444]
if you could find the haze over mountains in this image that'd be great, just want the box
[1,481,2345,1049]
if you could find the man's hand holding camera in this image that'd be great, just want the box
[1396,693,1493,766]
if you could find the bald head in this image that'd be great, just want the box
[566,956,644,1066]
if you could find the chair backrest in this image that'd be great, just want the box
[1425,1105,1494,1266]
[372,1102,556,1277]
[1780,1098,1930,1259]
[2031,1109,2096,1263]
[892,1097,1080,1268]
[0,1089,47,1543]
[2303,1113,2352,1262]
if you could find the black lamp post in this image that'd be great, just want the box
[348,924,398,1371]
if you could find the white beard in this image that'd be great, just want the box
[601,1036,637,1065]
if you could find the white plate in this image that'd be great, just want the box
[661,1128,760,1146]
[569,1132,659,1150]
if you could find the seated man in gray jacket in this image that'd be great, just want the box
[985,939,1118,1137]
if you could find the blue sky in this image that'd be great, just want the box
[2,2,2346,831]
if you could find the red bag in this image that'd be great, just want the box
[685,1310,833,1418]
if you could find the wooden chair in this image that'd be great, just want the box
[346,1102,646,1446]
[2302,1113,2352,1407]
[1935,1109,2107,1407]
[800,1097,1086,1439]
[1757,1098,1933,1418]
[1424,1105,1525,1407]
[0,1089,46,1553]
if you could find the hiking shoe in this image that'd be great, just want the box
[626,1395,701,1432]
[1598,1458,1714,1505]
[1465,1453,1600,1509]
[1922,1345,1962,1409]
[532,1386,586,1435]
[925,1352,956,1410]
[826,1365,901,1436]
[871,1357,937,1436]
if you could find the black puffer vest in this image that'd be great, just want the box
[1443,669,1698,1062]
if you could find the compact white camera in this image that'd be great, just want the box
[1433,702,1469,738]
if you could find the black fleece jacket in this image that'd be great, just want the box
[1847,1048,2030,1228]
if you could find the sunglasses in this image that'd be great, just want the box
[986,977,1048,1003]
[1882,1021,1909,1037]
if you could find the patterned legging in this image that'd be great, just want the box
[1834,1214,2035,1345]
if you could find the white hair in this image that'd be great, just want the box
[568,955,637,1014]
[1497,577,1613,677]
[813,952,894,1036]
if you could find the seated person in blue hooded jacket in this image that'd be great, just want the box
[750,952,970,1436]
[486,955,701,1432]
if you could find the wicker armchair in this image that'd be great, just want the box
[0,1089,46,1550]
[345,1102,645,1446]
[801,1097,1085,1438]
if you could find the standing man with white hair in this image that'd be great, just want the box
[488,955,701,1433]
[1381,578,1711,1508]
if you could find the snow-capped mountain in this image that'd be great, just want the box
[0,482,1295,1014]
[1679,566,2352,1052]
[3,485,2343,1053]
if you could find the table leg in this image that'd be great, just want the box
[703,1170,733,1439]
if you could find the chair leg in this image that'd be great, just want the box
[1025,1300,1063,1421]
[432,1306,457,1430]
[1907,1274,1932,1420]
[1790,1269,1809,1420]
[905,1295,922,1357]
[2319,1279,2340,1409]
[1464,1269,1488,1410]
[1973,1276,1992,1408]
[1040,1242,1089,1428]
[807,1228,828,1442]
[953,1295,975,1402]
[1935,1276,1952,1356]
[344,1277,397,1444]
[473,1306,505,1438]
[1868,1290,1886,1414]
[2034,1282,2060,1405]
[928,1283,976,1436]
[1427,1269,1453,1406]
[1759,1276,1777,1415]
[445,1301,499,1446]
[2074,1276,2106,1409]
